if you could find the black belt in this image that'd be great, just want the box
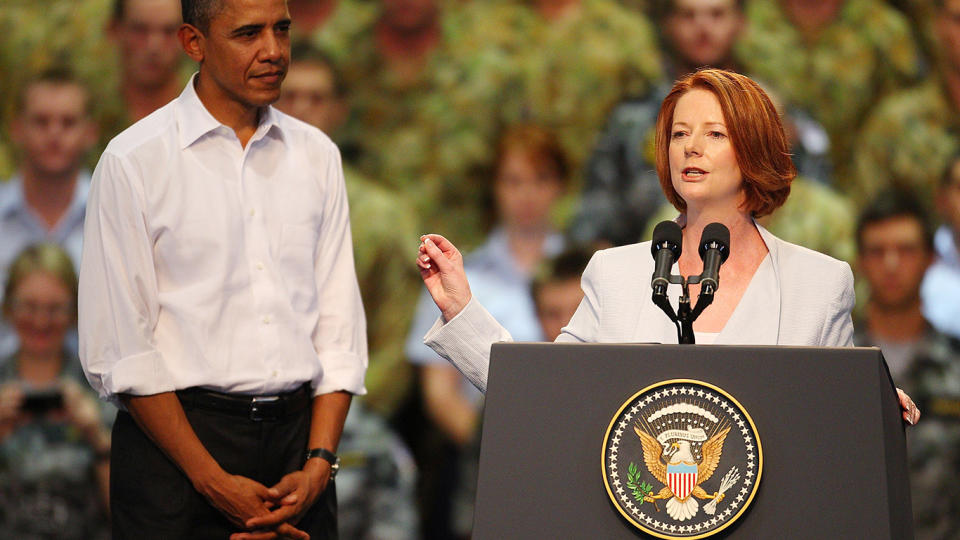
[176,383,311,421]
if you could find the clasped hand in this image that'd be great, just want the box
[202,458,331,540]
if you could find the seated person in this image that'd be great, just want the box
[0,243,112,539]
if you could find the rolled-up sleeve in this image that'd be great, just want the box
[79,151,171,401]
[310,145,368,396]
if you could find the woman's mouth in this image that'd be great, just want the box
[682,167,707,180]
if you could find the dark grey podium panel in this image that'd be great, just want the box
[473,343,911,539]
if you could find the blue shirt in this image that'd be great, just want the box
[0,173,89,358]
[921,226,960,340]
[405,228,563,403]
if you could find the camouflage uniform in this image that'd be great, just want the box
[317,4,517,249]
[335,403,419,540]
[736,0,923,187]
[299,0,379,62]
[853,78,960,211]
[572,81,834,247]
[494,0,664,179]
[642,176,857,265]
[854,327,960,539]
[0,355,113,540]
[344,165,421,418]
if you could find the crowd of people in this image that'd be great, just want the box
[0,0,958,538]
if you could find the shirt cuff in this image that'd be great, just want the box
[423,298,511,393]
[313,351,367,396]
[102,350,177,398]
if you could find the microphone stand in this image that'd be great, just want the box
[652,272,716,345]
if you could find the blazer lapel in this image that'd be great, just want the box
[714,223,782,345]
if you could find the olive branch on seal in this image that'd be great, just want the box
[626,462,653,504]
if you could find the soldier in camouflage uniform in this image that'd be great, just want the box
[489,0,664,183]
[275,43,422,420]
[851,189,960,539]
[853,0,960,210]
[304,1,518,249]
[736,0,923,187]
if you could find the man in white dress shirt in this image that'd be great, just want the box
[78,0,367,538]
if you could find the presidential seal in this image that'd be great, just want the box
[602,380,762,538]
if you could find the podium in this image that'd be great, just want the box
[472,343,912,539]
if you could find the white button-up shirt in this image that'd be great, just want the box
[79,77,367,400]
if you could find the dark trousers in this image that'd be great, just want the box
[110,396,337,540]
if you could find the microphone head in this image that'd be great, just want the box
[651,220,682,259]
[698,222,730,263]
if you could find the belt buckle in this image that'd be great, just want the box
[250,396,281,421]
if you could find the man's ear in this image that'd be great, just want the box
[178,24,205,63]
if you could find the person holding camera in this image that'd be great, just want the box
[0,243,111,540]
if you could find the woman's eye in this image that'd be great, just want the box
[709,131,726,139]
[671,131,686,139]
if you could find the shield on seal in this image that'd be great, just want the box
[667,463,698,501]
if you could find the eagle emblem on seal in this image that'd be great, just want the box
[635,418,736,521]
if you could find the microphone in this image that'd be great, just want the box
[650,221,682,296]
[697,223,730,295]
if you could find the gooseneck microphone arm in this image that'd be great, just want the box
[648,221,731,344]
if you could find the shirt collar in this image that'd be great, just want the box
[934,225,959,267]
[175,73,286,150]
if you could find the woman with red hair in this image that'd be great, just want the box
[416,69,920,424]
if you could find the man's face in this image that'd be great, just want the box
[111,0,183,89]
[275,62,345,134]
[381,0,438,33]
[195,0,291,109]
[666,0,743,68]
[938,0,960,73]
[858,216,932,310]
[536,278,584,342]
[12,83,96,178]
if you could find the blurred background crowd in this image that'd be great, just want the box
[1,0,959,538]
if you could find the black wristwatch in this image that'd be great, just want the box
[305,447,340,478]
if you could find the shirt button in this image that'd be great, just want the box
[256,261,264,270]
[262,315,271,325]
[249,209,256,217]
[271,370,278,378]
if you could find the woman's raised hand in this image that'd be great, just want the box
[417,234,472,322]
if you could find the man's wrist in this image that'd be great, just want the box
[305,447,339,479]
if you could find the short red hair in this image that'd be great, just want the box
[654,69,795,218]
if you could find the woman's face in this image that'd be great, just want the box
[668,88,743,211]
[494,149,563,230]
[6,271,74,357]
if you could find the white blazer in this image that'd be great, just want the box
[424,224,855,393]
